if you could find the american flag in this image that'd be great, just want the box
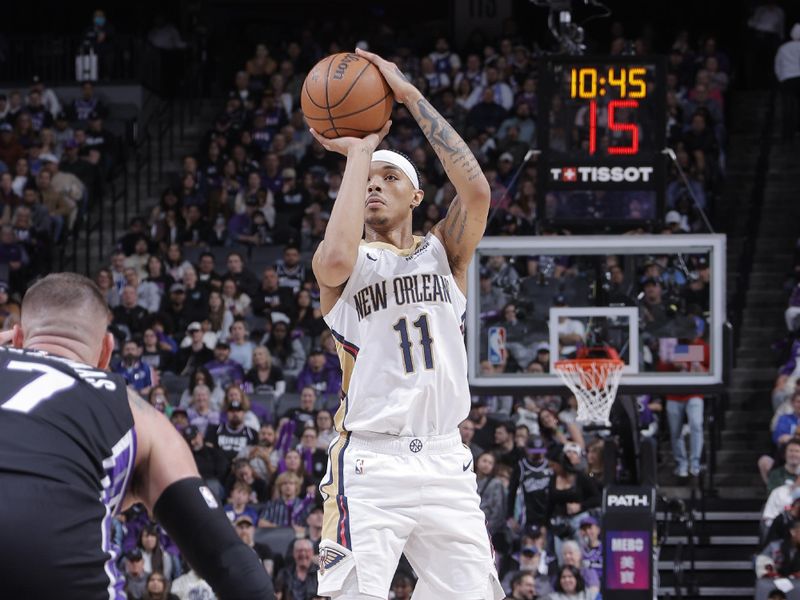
[672,344,704,362]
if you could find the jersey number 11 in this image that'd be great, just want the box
[393,314,434,374]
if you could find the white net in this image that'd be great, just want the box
[554,359,624,425]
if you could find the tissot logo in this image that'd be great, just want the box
[550,166,654,183]
[607,493,649,507]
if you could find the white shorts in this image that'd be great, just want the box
[317,430,505,599]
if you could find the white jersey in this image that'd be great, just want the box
[324,233,469,437]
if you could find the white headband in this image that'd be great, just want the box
[371,150,420,189]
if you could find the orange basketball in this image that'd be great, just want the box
[301,52,394,139]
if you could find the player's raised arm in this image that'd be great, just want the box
[356,47,490,279]
[310,121,391,291]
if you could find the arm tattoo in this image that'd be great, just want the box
[444,197,469,244]
[413,97,482,182]
[127,387,155,415]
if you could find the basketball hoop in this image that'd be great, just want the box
[554,347,624,426]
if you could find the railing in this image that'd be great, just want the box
[0,34,147,83]
[729,91,776,350]
[56,50,202,275]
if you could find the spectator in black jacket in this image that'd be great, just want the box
[182,424,228,501]
[223,251,259,298]
[251,266,294,318]
[112,285,149,338]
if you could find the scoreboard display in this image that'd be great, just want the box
[537,56,666,228]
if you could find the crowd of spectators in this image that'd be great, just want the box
[756,236,800,596]
[0,14,733,600]
[0,76,120,293]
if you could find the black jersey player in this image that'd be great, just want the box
[0,273,273,599]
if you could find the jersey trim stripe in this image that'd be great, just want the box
[336,431,352,548]
[330,329,359,358]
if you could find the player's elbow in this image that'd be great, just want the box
[314,249,356,288]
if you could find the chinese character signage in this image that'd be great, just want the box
[605,531,650,590]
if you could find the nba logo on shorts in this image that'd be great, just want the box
[355,458,364,474]
[488,326,507,365]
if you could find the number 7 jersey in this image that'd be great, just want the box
[324,233,470,437]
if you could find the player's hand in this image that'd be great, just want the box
[309,119,391,157]
[355,48,418,104]
[0,326,16,345]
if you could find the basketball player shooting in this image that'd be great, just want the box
[310,48,506,600]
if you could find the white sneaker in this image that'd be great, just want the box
[675,466,689,478]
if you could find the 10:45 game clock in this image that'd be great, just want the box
[537,56,666,228]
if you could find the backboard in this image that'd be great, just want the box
[467,234,726,392]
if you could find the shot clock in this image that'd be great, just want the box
[537,56,666,228]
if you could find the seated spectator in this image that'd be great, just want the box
[757,520,800,598]
[274,538,318,599]
[578,517,603,585]
[247,424,281,483]
[292,288,325,341]
[114,339,157,396]
[766,438,800,492]
[492,421,523,468]
[547,564,590,600]
[764,489,800,546]
[546,447,601,534]
[221,278,251,318]
[275,244,307,293]
[141,571,179,600]
[207,393,259,467]
[0,224,29,289]
[245,345,286,397]
[123,267,160,314]
[763,482,800,531]
[508,571,537,600]
[502,543,546,598]
[233,514,274,576]
[315,410,336,451]
[224,251,259,298]
[0,281,20,329]
[297,426,327,484]
[539,408,584,450]
[204,341,245,390]
[187,384,221,437]
[137,524,176,581]
[264,318,306,377]
[276,448,315,494]
[141,327,173,374]
[206,290,234,343]
[181,424,227,502]
[161,282,193,335]
[585,438,605,488]
[223,481,260,525]
[469,397,500,451]
[123,548,148,600]
[176,323,215,376]
[459,417,483,461]
[508,436,552,530]
[228,457,270,504]
[251,266,294,318]
[475,452,507,538]
[258,472,314,531]
[286,386,319,433]
[296,349,341,395]
[228,319,256,370]
[95,268,119,308]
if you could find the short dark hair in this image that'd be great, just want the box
[23,272,110,323]
[511,571,535,590]
[787,438,800,450]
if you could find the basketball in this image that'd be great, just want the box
[301,52,394,139]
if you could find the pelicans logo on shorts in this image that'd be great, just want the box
[319,546,347,574]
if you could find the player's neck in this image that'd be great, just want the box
[364,226,414,250]
[24,337,95,367]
